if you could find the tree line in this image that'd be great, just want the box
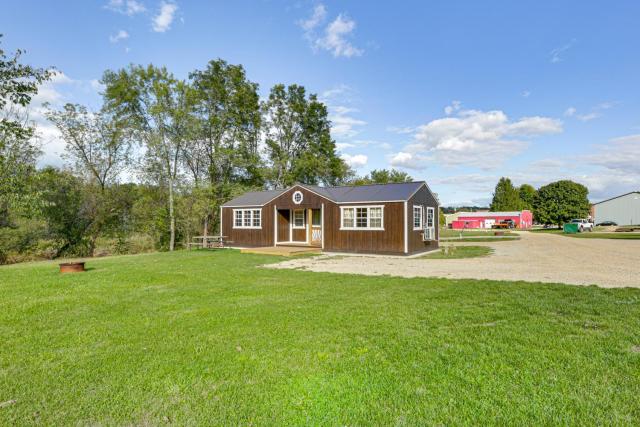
[0,37,412,264]
[490,177,591,226]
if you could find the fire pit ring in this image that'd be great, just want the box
[59,262,85,274]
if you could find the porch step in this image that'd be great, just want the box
[240,246,321,256]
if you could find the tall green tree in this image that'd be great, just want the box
[102,65,195,251]
[534,180,590,227]
[490,177,522,211]
[351,168,413,185]
[518,184,536,211]
[188,59,263,234]
[1,35,52,216]
[45,103,133,191]
[262,84,348,188]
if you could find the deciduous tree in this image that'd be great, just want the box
[534,180,590,226]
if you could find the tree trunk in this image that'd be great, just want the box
[168,178,176,251]
[203,215,209,237]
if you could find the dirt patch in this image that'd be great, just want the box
[266,232,640,288]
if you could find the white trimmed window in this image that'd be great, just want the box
[233,209,262,229]
[413,205,423,230]
[340,206,384,230]
[426,207,435,228]
[292,209,305,229]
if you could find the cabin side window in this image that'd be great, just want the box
[233,209,262,229]
[340,206,384,230]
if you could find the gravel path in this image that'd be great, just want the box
[267,232,640,288]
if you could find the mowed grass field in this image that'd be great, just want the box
[1,251,640,425]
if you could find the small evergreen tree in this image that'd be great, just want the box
[490,177,522,211]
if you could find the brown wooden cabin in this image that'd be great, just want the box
[221,181,439,256]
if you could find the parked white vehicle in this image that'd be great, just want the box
[570,218,594,232]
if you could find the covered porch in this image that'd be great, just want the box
[274,206,323,248]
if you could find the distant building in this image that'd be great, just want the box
[451,211,533,229]
[593,191,640,225]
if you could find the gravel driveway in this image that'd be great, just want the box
[267,232,640,288]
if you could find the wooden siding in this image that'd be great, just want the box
[323,202,405,254]
[407,185,439,253]
[221,206,274,247]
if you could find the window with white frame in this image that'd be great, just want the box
[233,209,262,229]
[426,207,435,228]
[340,206,384,230]
[413,205,423,230]
[292,209,305,228]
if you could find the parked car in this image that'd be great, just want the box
[492,219,516,229]
[570,218,594,232]
[596,221,618,226]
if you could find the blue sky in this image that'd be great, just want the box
[2,0,639,205]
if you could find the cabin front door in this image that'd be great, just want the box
[310,209,322,246]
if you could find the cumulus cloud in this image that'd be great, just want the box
[585,134,640,175]
[109,29,130,43]
[152,1,178,32]
[105,0,146,16]
[298,4,363,58]
[341,153,368,168]
[392,106,562,170]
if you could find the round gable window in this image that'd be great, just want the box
[293,191,303,204]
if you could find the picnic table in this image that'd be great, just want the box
[188,235,230,250]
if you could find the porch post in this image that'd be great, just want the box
[273,205,277,246]
[321,203,325,249]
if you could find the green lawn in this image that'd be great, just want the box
[422,245,493,259]
[1,251,640,425]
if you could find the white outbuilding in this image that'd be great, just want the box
[593,191,640,225]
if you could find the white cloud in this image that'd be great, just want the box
[316,14,363,58]
[585,134,640,175]
[152,1,178,33]
[109,29,130,43]
[320,84,366,139]
[386,125,416,135]
[397,107,562,170]
[576,112,600,122]
[521,90,531,98]
[299,5,363,58]
[329,107,366,138]
[335,142,355,151]
[444,100,461,116]
[298,4,326,31]
[550,39,576,63]
[389,152,427,170]
[105,0,146,16]
[564,107,576,117]
[341,153,368,168]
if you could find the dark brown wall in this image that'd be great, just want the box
[407,185,439,253]
[221,205,274,247]
[323,201,405,254]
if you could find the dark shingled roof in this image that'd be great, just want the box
[223,182,429,207]
[222,189,287,207]
[301,182,425,203]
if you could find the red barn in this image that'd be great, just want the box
[451,210,533,230]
